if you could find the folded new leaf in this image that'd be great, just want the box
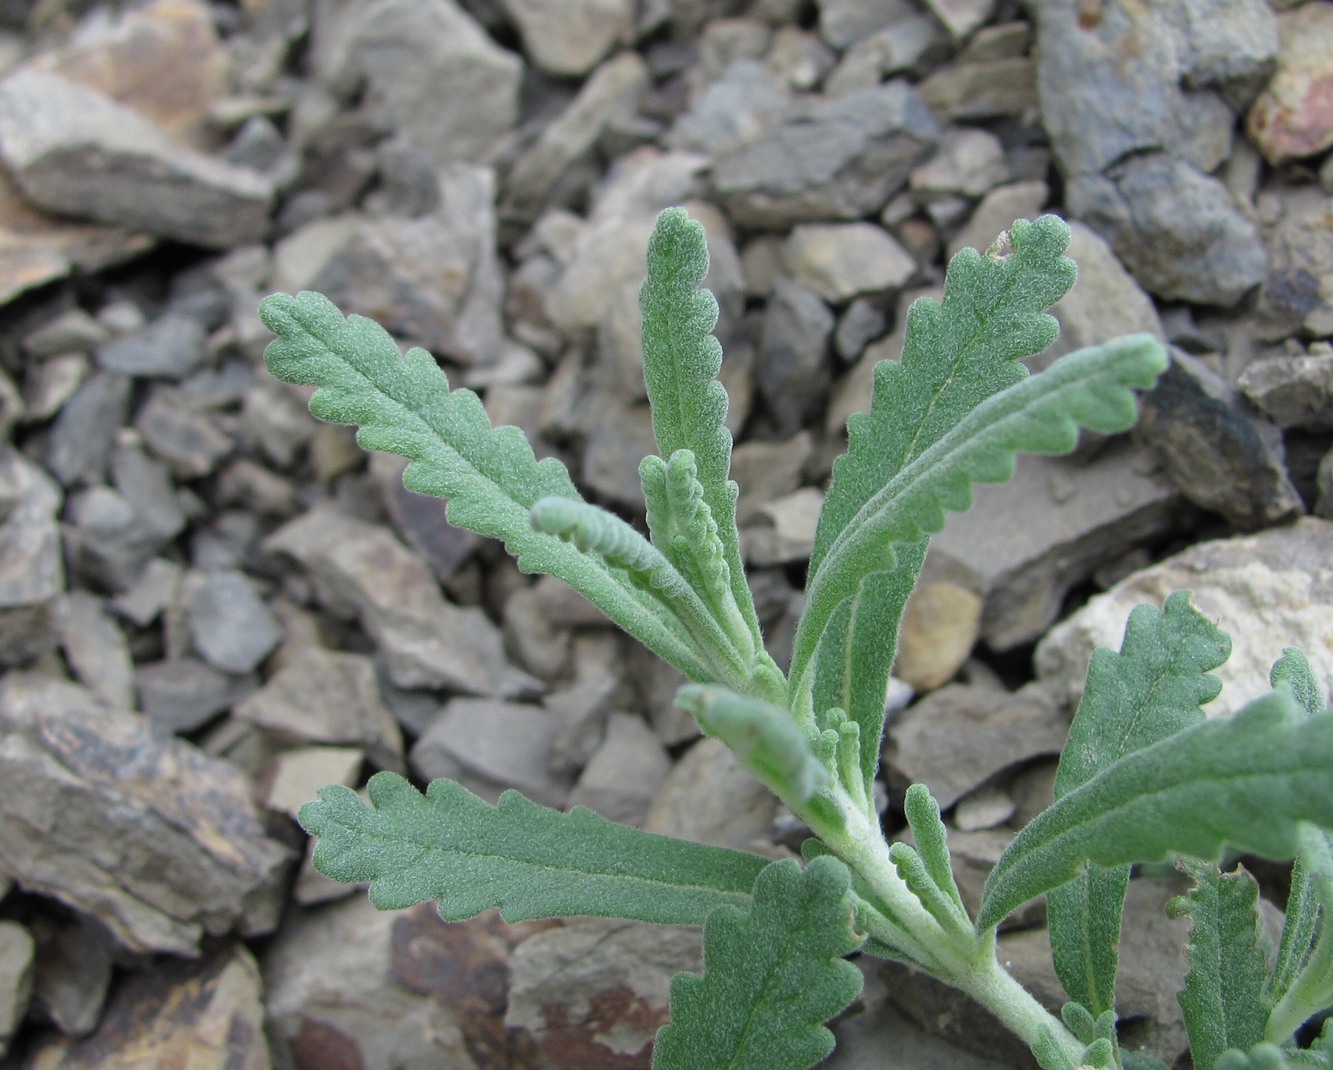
[299,772,768,924]
[652,856,864,1070]
[259,290,710,683]
[979,691,1333,929]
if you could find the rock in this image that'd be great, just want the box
[714,81,942,229]
[133,387,235,478]
[645,736,777,849]
[952,784,1015,832]
[1135,349,1304,530]
[910,127,1008,201]
[264,744,365,818]
[731,431,814,524]
[567,712,672,826]
[0,673,291,954]
[883,681,1069,809]
[184,569,285,675]
[0,921,33,1057]
[824,15,947,96]
[1239,349,1333,430]
[744,486,824,566]
[135,657,254,733]
[1035,0,1257,178]
[312,0,520,166]
[273,165,505,365]
[265,505,532,696]
[817,0,919,50]
[835,296,890,361]
[1066,153,1267,307]
[235,645,404,772]
[1159,0,1279,110]
[57,591,135,711]
[22,944,270,1070]
[28,913,113,1038]
[926,444,1186,651]
[45,371,132,487]
[668,60,794,159]
[504,52,649,222]
[918,57,1036,120]
[0,450,64,668]
[0,70,272,248]
[238,378,315,468]
[110,556,181,627]
[544,635,624,775]
[766,26,838,91]
[1246,1,1333,164]
[506,918,701,1068]
[920,0,995,41]
[499,0,634,76]
[783,222,916,303]
[410,697,572,808]
[23,308,109,357]
[94,312,208,379]
[21,353,89,423]
[1040,221,1163,370]
[504,585,573,682]
[1036,518,1333,717]
[895,581,983,692]
[757,278,834,434]
[1255,186,1333,340]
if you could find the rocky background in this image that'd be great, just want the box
[0,0,1331,1066]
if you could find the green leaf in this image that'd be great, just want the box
[1170,860,1272,1070]
[640,208,761,651]
[792,331,1167,720]
[1122,1052,1172,1070]
[978,690,1333,930]
[259,291,709,682]
[889,784,970,936]
[804,216,1076,778]
[299,772,768,924]
[1048,593,1230,1015]
[1217,1044,1332,1070]
[676,685,830,804]
[652,856,864,1070]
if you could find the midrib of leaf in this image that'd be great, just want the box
[261,292,711,681]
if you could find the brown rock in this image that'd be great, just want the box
[1246,1,1333,164]
[895,581,982,692]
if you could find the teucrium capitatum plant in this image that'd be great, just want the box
[260,209,1333,1070]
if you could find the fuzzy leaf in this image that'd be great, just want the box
[652,856,864,1070]
[979,691,1333,929]
[891,783,970,934]
[677,685,830,803]
[1049,593,1230,1015]
[640,208,760,649]
[1171,860,1273,1070]
[805,216,1076,775]
[1217,1046,1332,1070]
[260,291,709,681]
[793,333,1167,716]
[299,772,768,924]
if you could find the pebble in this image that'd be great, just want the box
[1239,348,1333,430]
[1256,186,1333,340]
[263,744,365,818]
[566,712,672,825]
[499,0,634,76]
[135,657,256,733]
[0,921,33,1057]
[1246,1,1333,164]
[757,278,833,434]
[783,222,916,303]
[185,568,285,675]
[94,312,209,379]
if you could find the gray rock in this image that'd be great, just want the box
[909,127,1008,200]
[825,15,948,96]
[544,634,623,775]
[235,645,404,772]
[0,673,291,954]
[109,441,188,559]
[410,697,571,808]
[669,60,794,159]
[926,443,1188,651]
[948,182,1048,260]
[1135,349,1304,530]
[0,69,272,248]
[135,657,255,733]
[134,386,235,478]
[0,921,33,1057]
[744,486,825,566]
[817,0,919,49]
[731,431,815,525]
[264,744,365,817]
[835,295,890,361]
[507,918,701,1066]
[185,569,285,674]
[567,712,672,825]
[645,736,777,849]
[577,394,659,506]
[313,0,520,166]
[94,312,208,380]
[110,556,181,627]
[28,913,112,1038]
[57,591,135,711]
[883,681,1069,809]
[238,377,316,468]
[1239,348,1333,430]
[918,56,1036,120]
[758,277,834,434]
[714,81,942,229]
[952,784,1016,832]
[65,486,163,592]
[0,450,63,668]
[1256,186,1333,340]
[504,52,648,222]
[1036,517,1333,717]
[1158,0,1279,109]
[499,0,634,75]
[22,307,108,358]
[24,944,270,1069]
[783,222,916,303]
[273,165,505,365]
[1066,153,1267,306]
[45,371,131,487]
[921,0,996,41]
[503,585,572,682]
[20,353,89,424]
[265,505,533,695]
